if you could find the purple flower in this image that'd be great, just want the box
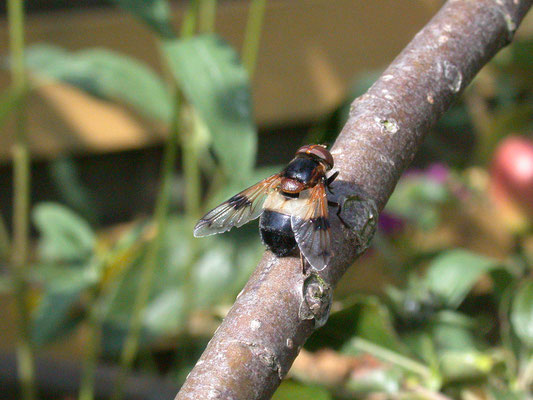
[378,211,406,235]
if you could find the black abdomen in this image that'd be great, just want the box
[259,210,297,257]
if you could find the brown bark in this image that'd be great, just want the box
[176,1,533,399]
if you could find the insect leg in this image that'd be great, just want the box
[326,171,339,187]
[300,252,309,275]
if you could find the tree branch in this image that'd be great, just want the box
[175,1,533,399]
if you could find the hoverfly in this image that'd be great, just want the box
[194,144,339,271]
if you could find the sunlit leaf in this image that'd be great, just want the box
[439,351,494,383]
[430,311,477,352]
[144,288,186,335]
[272,381,331,400]
[110,0,175,38]
[191,242,235,308]
[33,202,95,264]
[425,249,500,308]
[345,366,402,396]
[163,35,257,179]
[488,384,528,400]
[511,280,533,348]
[385,175,449,230]
[307,296,405,354]
[25,44,172,122]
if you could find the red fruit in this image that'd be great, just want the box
[490,135,533,224]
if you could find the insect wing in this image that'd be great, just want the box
[194,174,281,237]
[291,183,331,270]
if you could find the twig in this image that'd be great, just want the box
[242,0,267,80]
[7,0,36,399]
[175,1,533,399]
[348,338,431,378]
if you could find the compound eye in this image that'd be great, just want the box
[296,144,334,169]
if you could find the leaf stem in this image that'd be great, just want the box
[199,0,217,33]
[8,1,36,399]
[242,0,267,80]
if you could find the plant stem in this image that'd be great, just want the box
[199,0,217,33]
[8,1,36,399]
[78,288,102,400]
[182,107,202,219]
[349,338,432,378]
[79,226,147,400]
[112,3,202,398]
[0,211,11,259]
[242,0,267,80]
[180,0,200,37]
[111,96,180,400]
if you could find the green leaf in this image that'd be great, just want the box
[439,351,494,383]
[31,275,91,346]
[163,35,257,179]
[429,311,477,352]
[144,287,186,335]
[272,381,331,400]
[25,44,172,122]
[110,0,175,38]
[345,366,402,396]
[49,157,100,224]
[511,280,533,348]
[32,202,95,264]
[385,175,448,230]
[307,296,405,354]
[192,241,235,308]
[425,249,500,308]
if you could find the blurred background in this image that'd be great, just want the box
[1,1,532,399]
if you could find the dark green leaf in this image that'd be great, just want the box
[511,280,533,348]
[25,44,171,122]
[32,202,95,264]
[272,381,331,400]
[110,0,175,38]
[31,276,91,346]
[163,35,257,179]
[425,249,500,308]
[49,157,101,224]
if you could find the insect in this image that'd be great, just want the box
[193,144,340,271]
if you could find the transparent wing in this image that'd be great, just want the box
[291,183,331,270]
[194,174,281,237]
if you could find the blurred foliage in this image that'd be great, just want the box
[1,1,532,399]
